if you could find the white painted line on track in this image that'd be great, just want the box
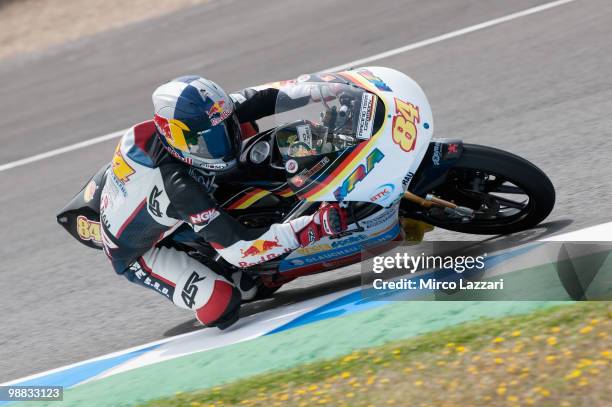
[0,130,125,172]
[323,0,578,72]
[0,0,577,173]
[0,288,347,387]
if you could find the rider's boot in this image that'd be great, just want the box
[231,271,258,301]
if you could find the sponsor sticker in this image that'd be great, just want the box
[83,180,97,203]
[148,186,163,218]
[181,271,206,308]
[432,142,442,166]
[357,69,392,92]
[112,144,135,183]
[285,159,298,174]
[370,183,395,204]
[189,208,219,226]
[402,171,415,188]
[361,205,399,229]
[201,162,228,171]
[240,238,282,258]
[296,125,313,147]
[334,148,384,201]
[356,92,377,140]
[207,100,232,126]
[290,156,330,188]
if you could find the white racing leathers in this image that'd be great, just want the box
[100,118,313,327]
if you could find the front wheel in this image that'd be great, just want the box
[403,144,555,235]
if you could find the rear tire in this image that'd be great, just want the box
[413,144,555,235]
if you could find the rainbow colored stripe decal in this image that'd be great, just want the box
[333,148,384,201]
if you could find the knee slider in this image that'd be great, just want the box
[195,284,241,329]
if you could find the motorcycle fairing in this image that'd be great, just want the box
[56,164,109,250]
[278,203,402,274]
[279,67,434,206]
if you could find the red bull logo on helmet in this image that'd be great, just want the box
[207,100,232,126]
[154,114,190,152]
[240,238,282,258]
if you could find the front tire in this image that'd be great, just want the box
[408,144,555,235]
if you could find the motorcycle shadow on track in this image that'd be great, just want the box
[163,219,574,337]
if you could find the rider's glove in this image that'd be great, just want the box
[290,203,348,247]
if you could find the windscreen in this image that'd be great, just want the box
[274,82,377,159]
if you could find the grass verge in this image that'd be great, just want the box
[143,302,611,407]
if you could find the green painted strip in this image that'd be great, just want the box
[26,300,564,407]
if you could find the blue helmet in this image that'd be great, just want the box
[152,75,241,171]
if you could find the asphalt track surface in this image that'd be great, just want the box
[1,0,611,382]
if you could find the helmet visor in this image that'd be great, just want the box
[186,120,234,160]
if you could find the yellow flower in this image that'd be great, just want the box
[511,330,521,337]
[446,342,455,347]
[340,372,351,379]
[492,337,505,343]
[345,392,354,398]
[564,369,582,380]
[496,386,507,396]
[546,336,558,346]
[189,402,202,407]
[393,349,402,355]
[550,326,561,333]
[414,380,423,386]
[578,378,589,387]
[341,356,353,363]
[601,350,611,358]
[539,388,550,397]
[403,367,413,374]
[494,357,505,364]
[308,385,318,391]
[545,355,557,363]
[579,326,593,334]
[455,346,467,353]
[507,395,518,402]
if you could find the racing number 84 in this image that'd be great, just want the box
[76,216,102,243]
[392,97,420,152]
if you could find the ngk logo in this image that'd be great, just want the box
[189,209,219,226]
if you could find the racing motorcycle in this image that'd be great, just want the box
[57,67,555,297]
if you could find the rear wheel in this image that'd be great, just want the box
[403,144,555,235]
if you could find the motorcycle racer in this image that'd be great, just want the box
[100,75,347,329]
